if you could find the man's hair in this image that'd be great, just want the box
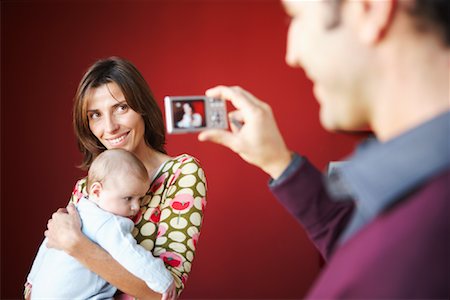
[406,0,449,46]
[329,0,449,46]
[73,57,167,170]
[86,149,149,192]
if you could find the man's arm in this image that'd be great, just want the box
[270,155,354,259]
[198,86,354,259]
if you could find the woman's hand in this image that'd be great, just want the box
[23,282,32,300]
[198,85,292,179]
[161,281,177,300]
[45,203,82,254]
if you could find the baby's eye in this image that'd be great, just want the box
[124,196,133,201]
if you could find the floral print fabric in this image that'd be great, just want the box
[70,154,207,296]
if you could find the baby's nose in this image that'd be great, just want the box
[131,201,140,212]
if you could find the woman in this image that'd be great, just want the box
[25,57,207,299]
[176,102,203,128]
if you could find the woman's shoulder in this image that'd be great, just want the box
[159,153,202,169]
[172,153,201,165]
[155,154,206,186]
[70,177,88,204]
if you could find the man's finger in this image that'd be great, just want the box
[228,110,244,132]
[198,129,235,150]
[205,86,258,112]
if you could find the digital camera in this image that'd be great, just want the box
[164,96,228,134]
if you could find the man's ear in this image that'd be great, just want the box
[353,0,397,45]
[89,182,102,201]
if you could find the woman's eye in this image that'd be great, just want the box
[89,112,100,120]
[117,104,128,113]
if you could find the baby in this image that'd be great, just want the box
[27,149,175,299]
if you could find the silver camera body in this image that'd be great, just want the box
[164,96,228,134]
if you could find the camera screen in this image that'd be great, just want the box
[171,99,207,129]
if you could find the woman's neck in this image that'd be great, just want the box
[134,146,171,179]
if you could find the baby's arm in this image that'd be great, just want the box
[24,239,48,299]
[95,216,174,294]
[70,179,164,298]
[26,239,48,285]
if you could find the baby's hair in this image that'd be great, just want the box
[86,149,149,191]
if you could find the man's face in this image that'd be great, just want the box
[283,0,371,131]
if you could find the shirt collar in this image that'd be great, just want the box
[329,111,450,244]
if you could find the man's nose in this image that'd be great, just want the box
[285,23,301,68]
[285,37,298,68]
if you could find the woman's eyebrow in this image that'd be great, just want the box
[112,100,127,108]
[87,100,127,112]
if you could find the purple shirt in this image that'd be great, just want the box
[270,112,449,298]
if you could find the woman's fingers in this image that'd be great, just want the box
[56,207,68,213]
[44,204,82,251]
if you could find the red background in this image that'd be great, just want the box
[1,1,362,299]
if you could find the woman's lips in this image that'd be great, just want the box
[106,132,129,146]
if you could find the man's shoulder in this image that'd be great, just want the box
[413,167,450,205]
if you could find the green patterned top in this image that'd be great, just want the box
[70,154,207,297]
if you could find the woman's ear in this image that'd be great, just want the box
[89,182,102,201]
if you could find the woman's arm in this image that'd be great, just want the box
[143,154,207,295]
[45,204,162,300]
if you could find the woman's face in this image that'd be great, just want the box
[87,82,147,155]
[183,103,193,114]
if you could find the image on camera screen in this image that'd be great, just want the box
[172,99,207,129]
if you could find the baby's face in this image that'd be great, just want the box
[96,176,149,217]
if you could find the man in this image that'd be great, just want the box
[199,0,449,298]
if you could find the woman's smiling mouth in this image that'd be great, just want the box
[106,132,129,146]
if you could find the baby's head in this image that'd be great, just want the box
[86,149,149,217]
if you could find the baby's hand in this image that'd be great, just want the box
[161,282,176,300]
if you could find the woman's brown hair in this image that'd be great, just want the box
[73,57,166,170]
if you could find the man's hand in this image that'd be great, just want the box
[198,85,292,179]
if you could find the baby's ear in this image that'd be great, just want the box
[89,182,102,200]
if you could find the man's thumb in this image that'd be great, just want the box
[198,130,234,150]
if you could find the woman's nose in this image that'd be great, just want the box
[104,114,119,133]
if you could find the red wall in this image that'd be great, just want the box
[1,1,361,298]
